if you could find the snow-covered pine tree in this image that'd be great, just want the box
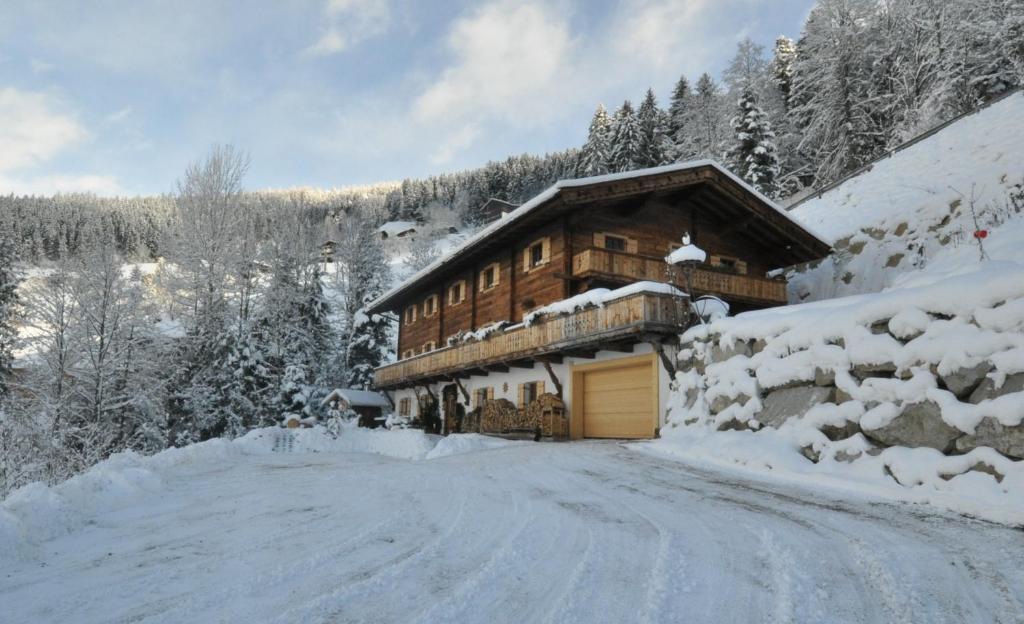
[771,36,798,110]
[579,104,612,176]
[337,212,392,390]
[693,73,727,159]
[726,89,780,197]
[667,75,696,163]
[609,100,642,173]
[0,235,19,399]
[637,88,670,168]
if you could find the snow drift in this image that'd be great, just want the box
[0,427,518,560]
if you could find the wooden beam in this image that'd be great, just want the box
[534,354,563,365]
[507,359,534,369]
[453,377,470,403]
[599,342,634,353]
[486,363,510,373]
[541,360,563,398]
[465,367,488,377]
[563,348,597,359]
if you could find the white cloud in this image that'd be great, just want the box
[410,1,575,163]
[0,88,124,196]
[0,88,87,171]
[305,0,391,57]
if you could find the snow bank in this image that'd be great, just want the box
[659,263,1024,526]
[787,91,1024,303]
[0,428,521,560]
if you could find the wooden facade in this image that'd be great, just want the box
[370,164,830,389]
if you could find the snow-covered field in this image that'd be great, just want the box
[2,430,1023,623]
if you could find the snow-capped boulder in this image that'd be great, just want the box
[955,418,1024,460]
[862,400,961,452]
[969,373,1024,404]
[758,386,834,429]
[939,361,993,399]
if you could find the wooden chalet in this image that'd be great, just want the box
[367,162,830,440]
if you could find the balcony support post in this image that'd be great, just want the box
[453,377,470,404]
[541,360,563,398]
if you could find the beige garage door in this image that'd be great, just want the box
[578,356,656,439]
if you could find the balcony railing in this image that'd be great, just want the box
[374,290,688,389]
[572,247,787,305]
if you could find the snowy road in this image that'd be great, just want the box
[3,441,1023,623]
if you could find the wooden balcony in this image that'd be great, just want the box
[571,247,787,306]
[374,291,689,389]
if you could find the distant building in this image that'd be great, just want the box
[477,198,518,224]
[321,388,392,428]
[377,221,418,240]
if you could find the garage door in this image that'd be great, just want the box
[578,356,656,439]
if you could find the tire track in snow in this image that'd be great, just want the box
[846,538,917,624]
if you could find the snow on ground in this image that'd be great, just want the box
[787,90,1024,302]
[2,440,1022,624]
[0,428,518,561]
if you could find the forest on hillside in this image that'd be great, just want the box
[0,0,1021,495]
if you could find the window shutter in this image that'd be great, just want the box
[710,254,721,267]
[487,387,494,401]
[736,260,748,275]
[626,238,639,254]
[541,237,551,264]
[594,232,605,248]
[479,270,486,292]
[518,383,525,408]
[538,380,546,396]
[493,264,501,286]
[523,248,531,272]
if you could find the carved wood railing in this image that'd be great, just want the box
[572,248,787,305]
[374,291,688,388]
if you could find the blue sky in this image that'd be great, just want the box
[0,0,815,196]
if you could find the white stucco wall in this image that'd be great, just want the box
[389,342,676,436]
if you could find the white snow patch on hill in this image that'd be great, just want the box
[787,91,1024,302]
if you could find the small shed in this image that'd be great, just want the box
[377,221,418,240]
[322,388,391,428]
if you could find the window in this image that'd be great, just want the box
[402,349,415,360]
[473,387,493,409]
[604,235,627,252]
[518,381,545,408]
[530,243,544,267]
[523,237,550,271]
[399,397,411,416]
[709,254,748,275]
[404,305,417,325]
[422,340,436,354]
[594,232,637,253]
[479,263,500,291]
[423,294,438,317]
[448,280,466,306]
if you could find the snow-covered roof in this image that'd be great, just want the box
[322,388,391,408]
[369,160,830,313]
[377,221,418,237]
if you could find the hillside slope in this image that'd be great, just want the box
[786,91,1024,302]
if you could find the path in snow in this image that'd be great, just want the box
[3,442,1023,623]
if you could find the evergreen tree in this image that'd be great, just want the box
[694,73,727,159]
[726,89,781,197]
[579,104,612,176]
[771,35,798,109]
[338,213,392,390]
[637,88,670,167]
[0,236,19,399]
[609,100,642,173]
[667,75,696,162]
